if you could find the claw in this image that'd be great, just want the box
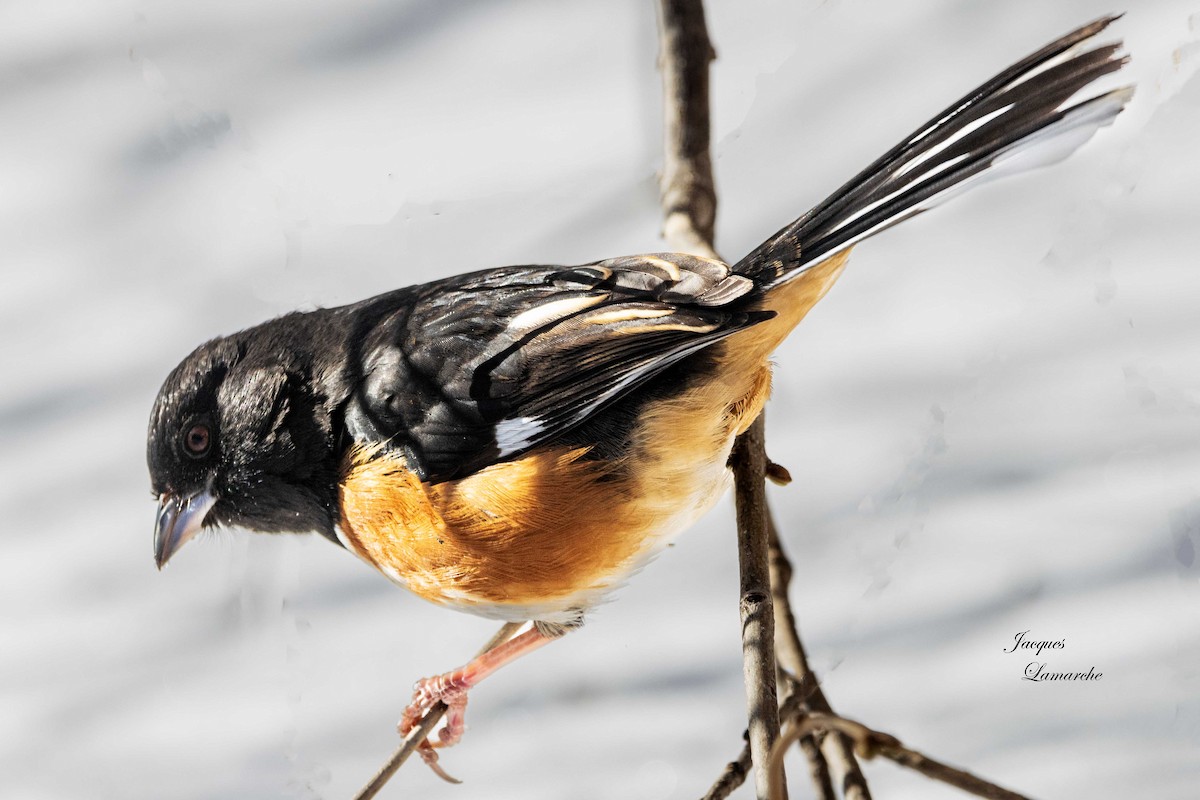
[399,671,474,781]
[417,742,462,784]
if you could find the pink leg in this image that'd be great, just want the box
[399,627,556,774]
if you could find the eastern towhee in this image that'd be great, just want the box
[147,17,1129,773]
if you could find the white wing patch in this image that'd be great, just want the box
[494,416,546,457]
[507,295,606,332]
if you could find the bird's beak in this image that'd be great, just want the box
[154,486,217,569]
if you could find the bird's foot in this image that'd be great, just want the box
[399,670,473,783]
[396,628,557,783]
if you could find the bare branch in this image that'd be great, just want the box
[877,742,1034,800]
[352,622,524,800]
[769,712,1035,800]
[704,677,818,800]
[768,515,870,800]
[656,4,786,798]
[767,524,834,800]
[656,0,719,260]
[729,416,785,800]
[700,736,752,800]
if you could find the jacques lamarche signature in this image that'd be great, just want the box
[1004,630,1103,682]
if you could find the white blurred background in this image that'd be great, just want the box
[2,1,1198,798]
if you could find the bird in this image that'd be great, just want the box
[147,17,1129,774]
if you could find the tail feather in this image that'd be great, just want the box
[735,16,1131,286]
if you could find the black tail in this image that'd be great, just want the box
[735,16,1131,286]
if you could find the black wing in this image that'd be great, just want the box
[344,253,770,482]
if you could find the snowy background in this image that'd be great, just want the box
[3,1,1198,798]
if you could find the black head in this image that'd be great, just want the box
[147,315,343,567]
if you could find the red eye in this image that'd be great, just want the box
[183,423,211,457]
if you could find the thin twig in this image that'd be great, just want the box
[352,622,524,800]
[768,514,870,800]
[701,735,752,800]
[703,676,811,800]
[774,678,832,800]
[353,701,453,800]
[769,712,1035,800]
[768,519,835,800]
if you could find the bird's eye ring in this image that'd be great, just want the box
[182,423,212,458]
